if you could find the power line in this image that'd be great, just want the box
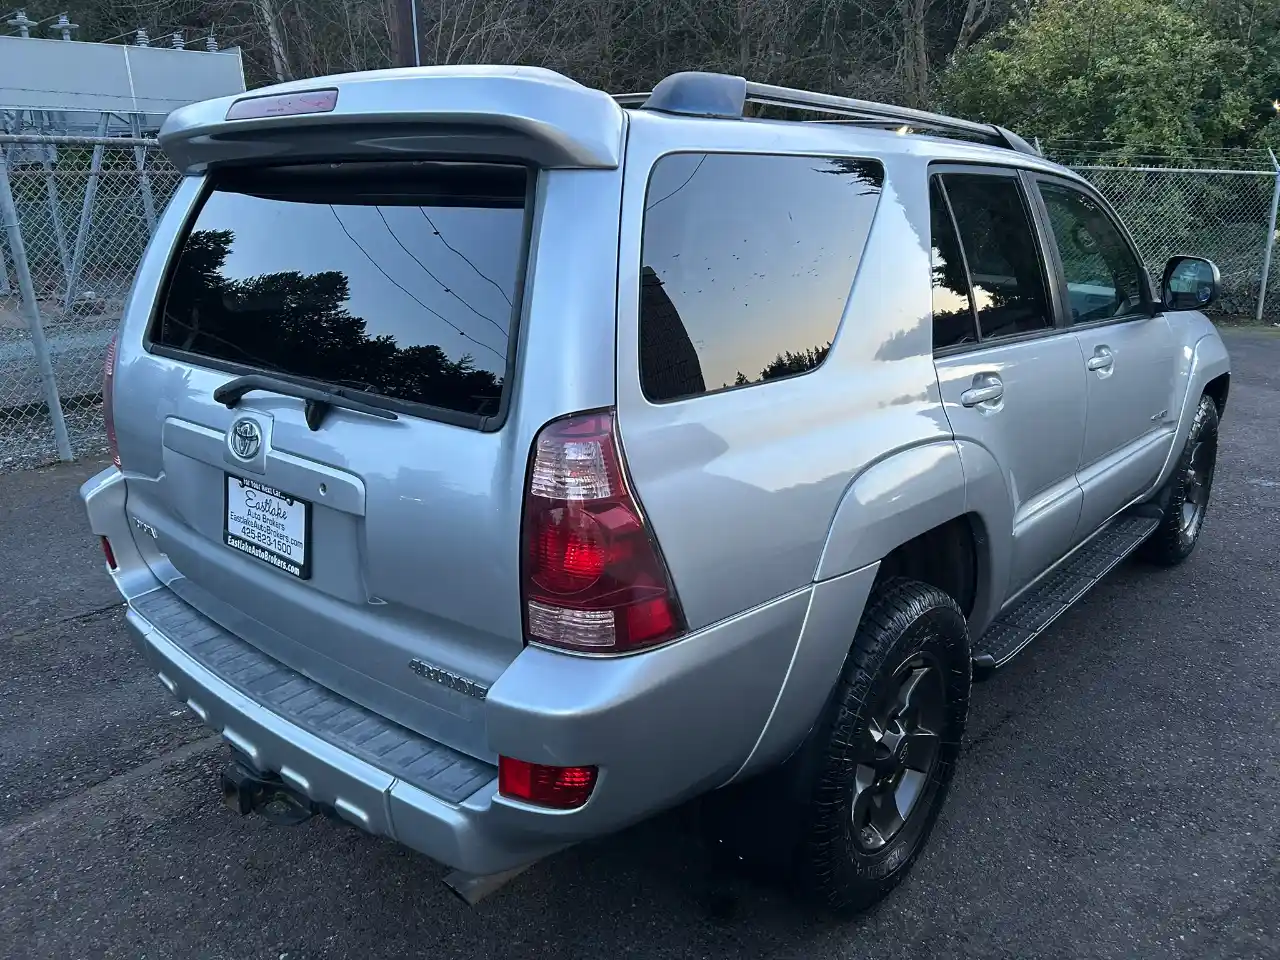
[646,154,707,211]
[328,206,505,364]
[374,208,508,338]
[418,209,513,307]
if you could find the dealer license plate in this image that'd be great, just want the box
[224,474,311,579]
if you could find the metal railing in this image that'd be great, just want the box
[2,132,1278,474]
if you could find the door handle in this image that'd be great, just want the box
[960,380,1004,407]
[1087,347,1114,372]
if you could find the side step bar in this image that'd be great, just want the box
[973,513,1160,673]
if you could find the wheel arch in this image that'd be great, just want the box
[871,515,981,620]
[813,440,968,583]
[736,440,999,782]
[1204,371,1230,416]
[1149,333,1231,496]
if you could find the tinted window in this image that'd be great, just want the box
[1039,182,1147,324]
[942,173,1053,341]
[639,153,884,401]
[929,179,978,351]
[154,161,527,421]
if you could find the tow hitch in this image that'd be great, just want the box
[220,758,316,826]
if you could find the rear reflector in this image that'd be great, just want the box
[225,89,338,121]
[103,335,119,469]
[101,536,117,570]
[521,411,686,654]
[498,757,597,809]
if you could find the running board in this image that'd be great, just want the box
[973,513,1160,673]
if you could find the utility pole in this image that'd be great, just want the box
[388,0,420,67]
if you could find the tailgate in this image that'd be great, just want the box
[119,158,532,761]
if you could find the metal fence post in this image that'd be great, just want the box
[1257,148,1280,325]
[0,143,10,296]
[128,112,158,235]
[0,152,73,461]
[63,112,108,310]
[42,152,72,285]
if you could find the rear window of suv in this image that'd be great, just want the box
[639,152,883,402]
[152,160,529,425]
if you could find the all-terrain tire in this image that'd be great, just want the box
[1141,394,1220,567]
[787,577,972,915]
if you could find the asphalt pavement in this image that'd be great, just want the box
[2,328,1278,960]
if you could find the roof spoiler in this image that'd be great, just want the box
[159,65,626,174]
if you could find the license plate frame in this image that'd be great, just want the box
[223,474,312,580]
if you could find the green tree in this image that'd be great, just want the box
[938,0,1255,156]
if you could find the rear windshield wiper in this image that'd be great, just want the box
[213,374,399,431]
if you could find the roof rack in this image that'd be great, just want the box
[612,71,1040,157]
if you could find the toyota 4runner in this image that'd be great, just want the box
[81,66,1230,913]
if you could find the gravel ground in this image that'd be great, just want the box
[1,328,1278,960]
[0,403,111,475]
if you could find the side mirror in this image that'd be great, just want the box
[1161,256,1220,311]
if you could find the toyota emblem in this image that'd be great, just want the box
[228,418,262,460]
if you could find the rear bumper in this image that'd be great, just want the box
[124,599,537,873]
[83,466,812,875]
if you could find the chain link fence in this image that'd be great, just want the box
[1,133,1278,474]
[0,133,182,472]
[1065,161,1280,320]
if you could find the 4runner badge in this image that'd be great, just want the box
[409,659,489,700]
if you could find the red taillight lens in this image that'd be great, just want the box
[521,410,686,653]
[103,335,119,468]
[498,756,598,809]
[101,536,117,570]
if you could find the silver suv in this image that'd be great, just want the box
[81,66,1230,913]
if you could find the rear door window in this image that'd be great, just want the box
[940,172,1054,341]
[153,161,529,425]
[639,152,884,402]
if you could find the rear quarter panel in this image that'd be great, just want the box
[614,115,954,632]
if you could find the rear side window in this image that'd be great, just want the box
[941,173,1053,341]
[639,153,884,402]
[153,161,528,423]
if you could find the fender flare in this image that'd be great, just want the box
[736,440,1015,780]
[953,439,1014,636]
[813,440,966,582]
[1150,333,1230,494]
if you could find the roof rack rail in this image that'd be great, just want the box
[612,71,1040,157]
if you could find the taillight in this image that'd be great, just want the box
[103,335,119,468]
[101,536,117,570]
[521,410,685,654]
[498,756,597,809]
